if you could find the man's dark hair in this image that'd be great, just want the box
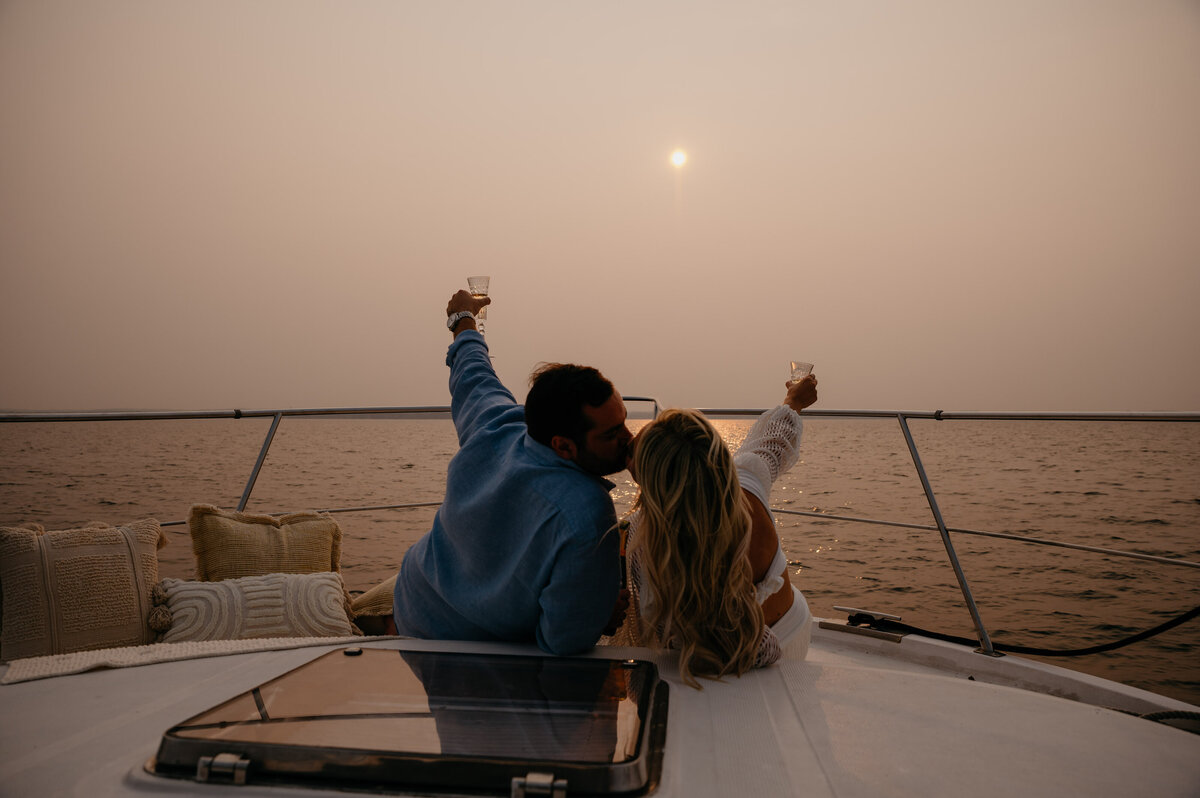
[525,363,615,447]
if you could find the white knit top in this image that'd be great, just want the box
[625,404,803,669]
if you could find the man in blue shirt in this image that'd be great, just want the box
[392,290,633,655]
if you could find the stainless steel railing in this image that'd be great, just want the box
[702,407,1200,655]
[1,405,459,518]
[3,401,1196,656]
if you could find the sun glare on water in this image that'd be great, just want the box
[671,149,687,167]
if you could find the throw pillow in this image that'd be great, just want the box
[154,572,358,643]
[349,574,396,620]
[0,519,166,661]
[188,504,341,581]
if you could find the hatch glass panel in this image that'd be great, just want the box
[150,647,668,795]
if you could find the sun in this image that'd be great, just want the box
[670,149,688,168]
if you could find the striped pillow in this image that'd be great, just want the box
[154,572,358,643]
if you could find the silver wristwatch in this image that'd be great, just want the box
[446,310,475,330]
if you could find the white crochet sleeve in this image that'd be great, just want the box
[733,405,803,508]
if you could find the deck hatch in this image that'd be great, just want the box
[150,647,668,795]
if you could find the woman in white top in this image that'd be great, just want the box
[617,375,818,687]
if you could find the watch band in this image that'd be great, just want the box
[446,310,475,330]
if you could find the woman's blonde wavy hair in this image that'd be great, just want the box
[630,408,763,687]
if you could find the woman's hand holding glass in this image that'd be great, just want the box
[784,373,818,413]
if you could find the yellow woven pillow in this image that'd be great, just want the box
[349,574,396,619]
[188,504,342,581]
[0,519,166,661]
[153,572,359,643]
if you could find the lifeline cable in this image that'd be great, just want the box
[846,604,1200,657]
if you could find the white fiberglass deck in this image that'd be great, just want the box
[2,623,1197,798]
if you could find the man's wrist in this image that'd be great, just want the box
[446,310,475,333]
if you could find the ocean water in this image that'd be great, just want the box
[2,414,1198,706]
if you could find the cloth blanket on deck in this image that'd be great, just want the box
[0,635,402,684]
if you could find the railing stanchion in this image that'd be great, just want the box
[897,412,997,656]
[238,412,282,512]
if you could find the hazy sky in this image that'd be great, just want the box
[2,1,1198,412]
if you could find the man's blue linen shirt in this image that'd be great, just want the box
[392,331,621,655]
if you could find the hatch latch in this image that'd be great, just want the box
[512,771,567,797]
[196,752,250,785]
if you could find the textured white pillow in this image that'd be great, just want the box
[0,520,166,661]
[155,572,358,643]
